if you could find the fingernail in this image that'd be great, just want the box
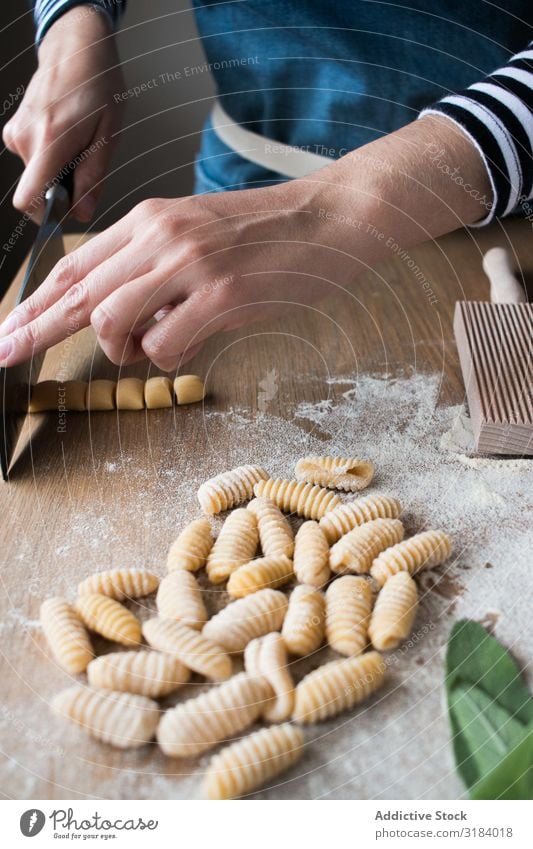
[75,193,98,222]
[0,313,18,336]
[0,337,13,364]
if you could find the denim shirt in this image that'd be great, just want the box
[191,0,530,193]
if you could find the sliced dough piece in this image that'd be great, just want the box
[116,378,145,410]
[174,374,205,404]
[144,376,174,409]
[86,379,116,411]
[28,380,60,412]
[63,380,88,411]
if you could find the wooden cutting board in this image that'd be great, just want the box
[1,220,531,800]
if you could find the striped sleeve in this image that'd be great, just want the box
[419,42,533,226]
[33,1,126,45]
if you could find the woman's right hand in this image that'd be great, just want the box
[2,7,125,222]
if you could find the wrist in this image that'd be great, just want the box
[281,156,386,271]
[38,6,114,62]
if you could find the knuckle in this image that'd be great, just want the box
[64,280,88,311]
[53,255,76,287]
[135,198,163,220]
[18,320,41,351]
[90,303,115,338]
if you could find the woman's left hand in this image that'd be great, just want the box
[0,175,364,371]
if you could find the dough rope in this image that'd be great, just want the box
[295,455,375,492]
[166,518,213,573]
[247,497,294,558]
[75,593,141,646]
[40,597,93,674]
[254,478,341,519]
[77,569,159,600]
[203,588,289,654]
[244,632,295,722]
[227,555,294,599]
[319,494,402,544]
[87,650,190,698]
[368,572,418,651]
[52,685,159,748]
[204,723,304,799]
[28,375,206,412]
[142,617,232,681]
[325,576,374,657]
[156,570,208,629]
[206,508,259,584]
[292,651,386,724]
[281,585,326,657]
[198,465,269,514]
[293,520,330,587]
[329,518,405,575]
[370,529,453,586]
[157,672,273,757]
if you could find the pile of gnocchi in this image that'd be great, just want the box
[41,456,452,799]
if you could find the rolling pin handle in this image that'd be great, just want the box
[482,247,526,304]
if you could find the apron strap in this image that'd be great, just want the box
[211,100,334,179]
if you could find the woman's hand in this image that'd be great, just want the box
[0,114,492,371]
[0,177,359,371]
[3,7,124,222]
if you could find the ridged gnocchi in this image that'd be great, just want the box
[87,650,190,697]
[198,465,269,514]
[292,651,386,723]
[325,576,374,656]
[370,529,453,586]
[319,494,402,544]
[204,723,304,799]
[244,632,295,722]
[142,617,232,681]
[156,570,208,629]
[76,594,141,646]
[227,555,294,599]
[247,497,294,558]
[157,673,272,757]
[254,478,340,519]
[281,585,326,657]
[329,518,404,575]
[293,521,330,587]
[206,508,259,584]
[166,518,214,573]
[77,569,159,600]
[40,597,93,674]
[368,572,418,651]
[203,588,289,654]
[52,685,159,748]
[295,455,375,492]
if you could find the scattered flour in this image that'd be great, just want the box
[2,372,532,801]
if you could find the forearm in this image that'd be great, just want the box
[300,114,494,271]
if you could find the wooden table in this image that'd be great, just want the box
[1,221,532,801]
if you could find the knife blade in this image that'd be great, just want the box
[0,179,72,481]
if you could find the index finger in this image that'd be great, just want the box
[0,219,129,338]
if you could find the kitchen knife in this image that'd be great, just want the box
[0,175,72,481]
